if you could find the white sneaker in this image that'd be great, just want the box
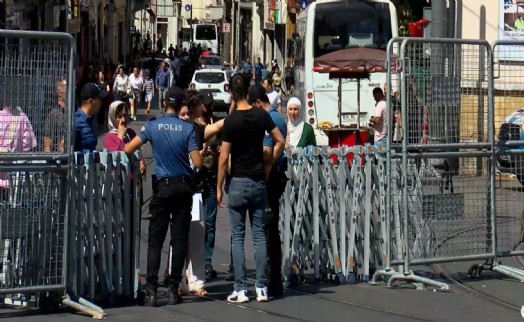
[256,287,269,302]
[227,290,249,303]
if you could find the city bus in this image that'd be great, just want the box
[294,0,398,145]
[180,23,219,54]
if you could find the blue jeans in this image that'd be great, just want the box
[204,180,218,266]
[228,177,268,291]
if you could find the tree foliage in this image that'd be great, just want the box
[391,0,430,36]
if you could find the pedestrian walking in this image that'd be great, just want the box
[248,84,288,297]
[217,74,285,303]
[284,60,294,96]
[113,65,130,103]
[96,70,111,129]
[124,86,203,307]
[142,69,155,114]
[254,58,263,85]
[156,61,173,112]
[128,67,143,120]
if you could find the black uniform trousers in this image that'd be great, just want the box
[266,166,287,288]
[146,176,192,289]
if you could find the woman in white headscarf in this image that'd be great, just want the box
[103,100,146,175]
[287,97,316,148]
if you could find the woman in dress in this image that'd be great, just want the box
[112,65,130,103]
[286,97,316,148]
[97,71,111,129]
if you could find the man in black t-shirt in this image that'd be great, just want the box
[217,74,285,303]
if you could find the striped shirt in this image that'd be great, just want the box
[143,78,155,94]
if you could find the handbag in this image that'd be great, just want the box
[118,90,128,99]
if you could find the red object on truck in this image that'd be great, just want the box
[327,129,369,165]
[408,18,430,37]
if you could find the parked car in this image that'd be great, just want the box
[190,69,231,112]
[496,108,524,185]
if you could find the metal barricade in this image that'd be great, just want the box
[372,37,524,290]
[0,30,75,302]
[467,40,524,281]
[68,151,142,305]
[280,145,386,285]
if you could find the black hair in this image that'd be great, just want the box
[229,74,249,102]
[184,90,202,114]
[166,100,184,114]
[373,87,384,96]
[263,76,273,86]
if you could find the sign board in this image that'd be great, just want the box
[300,0,307,10]
[499,0,524,61]
[222,22,231,33]
[130,25,137,33]
[185,4,192,11]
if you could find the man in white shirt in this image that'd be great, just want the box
[370,87,387,145]
[261,77,282,114]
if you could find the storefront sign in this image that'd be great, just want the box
[499,0,524,60]
[264,0,276,30]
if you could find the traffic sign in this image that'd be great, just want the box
[185,4,192,11]
[222,23,231,33]
[300,0,307,9]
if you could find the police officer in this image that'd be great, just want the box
[125,86,203,307]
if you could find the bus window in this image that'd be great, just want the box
[195,25,217,41]
[313,1,392,57]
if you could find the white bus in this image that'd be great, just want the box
[294,0,398,145]
[180,23,219,54]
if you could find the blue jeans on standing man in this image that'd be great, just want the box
[228,177,268,291]
[204,180,218,266]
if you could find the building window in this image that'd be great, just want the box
[156,0,174,17]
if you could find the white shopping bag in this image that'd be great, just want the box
[191,193,204,222]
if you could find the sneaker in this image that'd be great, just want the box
[256,287,269,302]
[143,284,157,307]
[227,290,249,303]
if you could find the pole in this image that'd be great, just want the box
[236,0,240,61]
[190,5,193,45]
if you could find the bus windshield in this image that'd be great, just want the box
[195,25,217,41]
[313,1,392,58]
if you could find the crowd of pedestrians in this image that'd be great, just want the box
[44,52,306,307]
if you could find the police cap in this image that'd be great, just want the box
[165,86,185,108]
[80,82,103,101]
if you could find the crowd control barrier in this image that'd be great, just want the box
[0,27,142,320]
[1,151,141,318]
[280,145,387,285]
